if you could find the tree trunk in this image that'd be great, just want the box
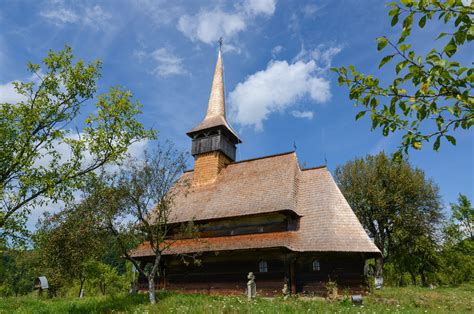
[374,256,384,288]
[78,278,85,298]
[147,252,162,304]
[410,271,417,285]
[148,275,156,304]
[420,271,427,287]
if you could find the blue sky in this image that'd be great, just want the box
[1,0,472,224]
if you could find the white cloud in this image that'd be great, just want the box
[135,48,188,77]
[0,81,27,104]
[302,4,320,17]
[309,46,341,68]
[271,45,283,57]
[229,59,330,130]
[177,0,276,46]
[291,110,314,120]
[132,0,184,26]
[243,0,276,16]
[83,5,112,30]
[40,3,111,30]
[40,8,79,25]
[229,45,340,130]
[178,10,246,45]
[34,131,150,171]
[293,44,342,71]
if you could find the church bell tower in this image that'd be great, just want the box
[186,42,241,186]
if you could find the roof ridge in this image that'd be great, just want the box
[232,151,295,164]
[301,165,326,171]
[184,151,297,172]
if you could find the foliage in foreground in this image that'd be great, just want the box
[1,283,473,314]
[0,46,155,244]
[334,0,473,157]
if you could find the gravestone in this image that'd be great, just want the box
[282,282,290,299]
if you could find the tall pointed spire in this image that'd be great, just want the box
[187,40,241,184]
[187,42,241,144]
[204,48,225,119]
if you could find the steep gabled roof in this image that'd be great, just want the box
[168,152,300,223]
[133,152,380,256]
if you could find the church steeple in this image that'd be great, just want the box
[187,41,241,186]
[187,43,241,159]
[205,49,225,119]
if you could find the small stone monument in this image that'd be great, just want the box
[375,276,383,289]
[247,272,256,300]
[282,282,290,299]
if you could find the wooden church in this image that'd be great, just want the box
[131,47,380,296]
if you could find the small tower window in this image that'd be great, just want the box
[259,260,268,273]
[312,259,320,271]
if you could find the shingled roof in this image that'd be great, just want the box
[131,152,380,257]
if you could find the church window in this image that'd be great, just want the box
[259,260,268,273]
[312,259,320,271]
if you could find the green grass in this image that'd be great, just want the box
[1,283,473,314]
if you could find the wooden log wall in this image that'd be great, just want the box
[167,211,299,239]
[294,253,367,295]
[136,250,368,296]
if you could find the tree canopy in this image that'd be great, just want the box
[335,152,443,285]
[0,46,154,243]
[34,204,108,296]
[334,0,473,158]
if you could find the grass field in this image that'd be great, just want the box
[1,283,473,313]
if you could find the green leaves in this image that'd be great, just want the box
[419,15,427,28]
[355,110,367,120]
[333,0,472,157]
[335,151,444,281]
[379,55,395,68]
[0,46,155,244]
[446,135,457,145]
[377,37,389,50]
[443,41,457,57]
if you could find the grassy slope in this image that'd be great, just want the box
[1,283,472,314]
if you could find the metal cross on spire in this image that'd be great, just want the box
[218,37,223,52]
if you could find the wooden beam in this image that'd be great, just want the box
[290,256,296,294]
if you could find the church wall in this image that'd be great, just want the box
[167,211,299,239]
[136,250,368,296]
[294,252,368,295]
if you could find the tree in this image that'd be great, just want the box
[0,46,154,243]
[83,260,123,296]
[439,194,473,285]
[334,0,473,158]
[83,143,198,304]
[0,249,40,297]
[448,193,473,239]
[35,203,108,297]
[335,152,443,284]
